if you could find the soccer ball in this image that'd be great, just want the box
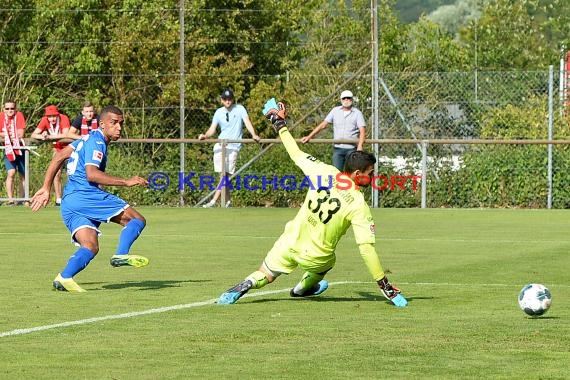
[518,283,552,316]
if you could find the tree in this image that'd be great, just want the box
[427,0,480,36]
[459,0,565,70]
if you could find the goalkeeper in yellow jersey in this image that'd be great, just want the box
[217,98,408,307]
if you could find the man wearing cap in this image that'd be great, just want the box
[198,89,260,208]
[31,105,71,206]
[301,90,366,171]
[0,100,27,204]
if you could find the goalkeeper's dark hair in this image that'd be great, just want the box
[344,150,376,173]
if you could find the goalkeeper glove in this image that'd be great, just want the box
[377,276,408,308]
[262,98,287,132]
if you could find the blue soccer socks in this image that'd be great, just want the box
[116,218,146,255]
[60,247,96,279]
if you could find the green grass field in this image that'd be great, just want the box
[1,207,569,379]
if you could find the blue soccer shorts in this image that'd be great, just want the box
[61,190,129,243]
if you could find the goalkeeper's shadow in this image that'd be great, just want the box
[246,291,431,304]
[355,291,430,303]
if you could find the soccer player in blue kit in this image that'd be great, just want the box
[31,105,149,292]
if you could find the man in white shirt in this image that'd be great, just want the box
[198,89,260,207]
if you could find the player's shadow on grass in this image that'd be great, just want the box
[87,279,209,291]
[353,291,431,304]
[247,291,430,304]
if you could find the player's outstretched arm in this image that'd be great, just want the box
[125,176,149,187]
[262,98,305,162]
[30,188,51,211]
[359,243,408,307]
[85,166,148,187]
[31,146,73,211]
[277,128,304,162]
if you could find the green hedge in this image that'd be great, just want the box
[13,141,569,209]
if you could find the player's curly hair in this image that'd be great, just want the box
[344,150,376,173]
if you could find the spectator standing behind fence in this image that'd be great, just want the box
[301,90,366,171]
[0,100,27,205]
[67,101,99,140]
[198,89,260,208]
[31,105,71,206]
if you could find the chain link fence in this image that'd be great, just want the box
[2,69,569,208]
[2,68,568,208]
[3,70,557,137]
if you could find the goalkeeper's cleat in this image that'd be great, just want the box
[262,98,287,132]
[290,280,329,298]
[53,273,86,292]
[378,276,407,307]
[110,254,149,268]
[217,279,253,305]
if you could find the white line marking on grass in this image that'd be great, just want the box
[0,282,360,338]
[0,298,216,338]
[2,280,568,338]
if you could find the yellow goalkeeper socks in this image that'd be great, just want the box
[246,271,269,289]
[292,271,324,295]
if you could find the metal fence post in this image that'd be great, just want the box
[179,0,186,207]
[421,140,428,209]
[24,149,29,200]
[547,65,554,209]
[220,140,227,207]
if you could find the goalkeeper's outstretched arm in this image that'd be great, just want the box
[263,97,323,172]
[278,127,306,163]
[358,243,385,281]
[359,242,408,307]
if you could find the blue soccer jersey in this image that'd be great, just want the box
[60,129,128,239]
[65,129,108,194]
